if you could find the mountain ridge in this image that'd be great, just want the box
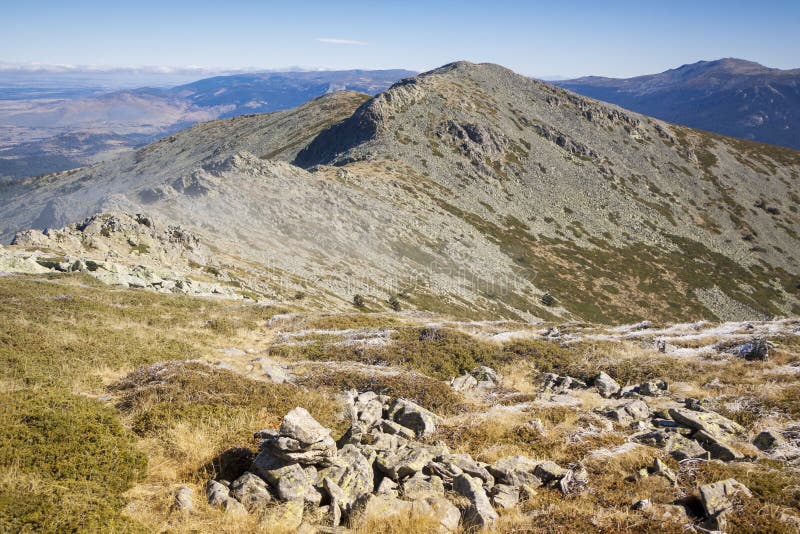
[2,61,799,323]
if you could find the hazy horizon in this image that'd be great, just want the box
[2,0,799,80]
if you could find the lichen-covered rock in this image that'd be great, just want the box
[388,398,440,438]
[699,478,752,531]
[604,400,651,426]
[412,495,461,532]
[491,484,519,509]
[595,372,621,398]
[259,462,322,505]
[205,479,246,514]
[454,473,498,529]
[230,471,272,512]
[376,444,435,481]
[316,444,373,512]
[488,456,543,487]
[401,471,445,500]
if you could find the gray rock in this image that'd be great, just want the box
[595,371,620,398]
[450,373,478,391]
[412,496,461,532]
[437,453,494,487]
[722,338,769,361]
[259,462,322,505]
[699,478,752,531]
[454,473,498,529]
[174,486,194,512]
[637,380,668,397]
[380,419,417,439]
[205,479,246,514]
[694,429,745,461]
[280,407,333,445]
[668,407,745,439]
[753,429,786,452]
[230,471,272,512]
[490,483,519,509]
[401,471,445,500]
[252,356,291,383]
[533,460,568,483]
[388,398,440,438]
[376,476,399,497]
[604,400,650,426]
[315,444,373,512]
[488,455,543,487]
[472,365,500,384]
[376,444,435,480]
[666,434,710,461]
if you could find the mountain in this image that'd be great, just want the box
[168,69,417,117]
[0,69,415,182]
[2,61,799,323]
[556,58,800,149]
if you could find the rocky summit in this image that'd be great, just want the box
[1,60,799,534]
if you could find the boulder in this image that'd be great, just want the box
[490,484,519,509]
[595,372,620,398]
[637,380,668,397]
[753,429,786,452]
[205,479,246,514]
[472,365,500,384]
[668,407,745,439]
[437,453,494,487]
[264,499,305,531]
[280,407,333,445]
[604,400,650,426]
[376,444,435,481]
[699,479,752,531]
[259,407,337,466]
[380,419,417,440]
[402,471,445,500]
[316,444,373,512]
[533,460,568,484]
[454,473,498,529]
[230,471,272,512]
[412,496,461,532]
[488,455,543,487]
[376,477,399,497]
[388,398,440,438]
[259,462,322,505]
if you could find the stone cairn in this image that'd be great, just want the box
[199,392,583,531]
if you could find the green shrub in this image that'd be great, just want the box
[0,389,147,531]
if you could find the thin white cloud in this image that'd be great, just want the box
[316,38,368,46]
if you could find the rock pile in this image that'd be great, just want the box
[203,394,580,530]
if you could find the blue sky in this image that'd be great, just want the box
[2,0,798,77]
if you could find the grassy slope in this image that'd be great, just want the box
[1,274,799,532]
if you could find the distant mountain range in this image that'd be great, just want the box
[0,69,415,181]
[556,58,800,149]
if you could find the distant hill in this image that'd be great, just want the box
[0,69,415,181]
[556,58,800,149]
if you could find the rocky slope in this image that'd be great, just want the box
[556,58,800,149]
[1,62,799,323]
